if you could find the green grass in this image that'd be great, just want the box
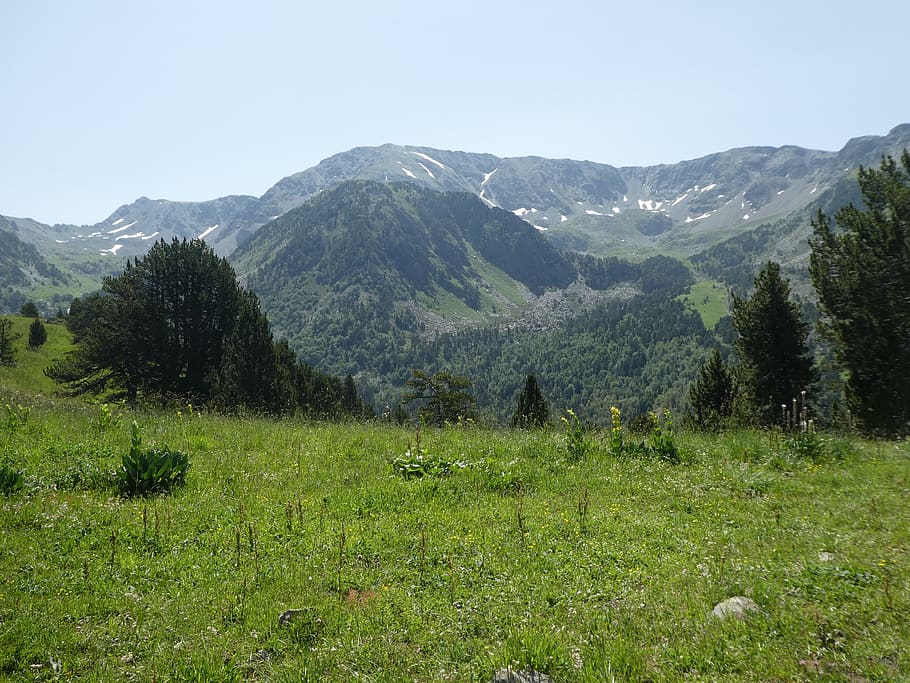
[0,391,907,681]
[469,251,529,310]
[0,316,74,395]
[678,280,729,329]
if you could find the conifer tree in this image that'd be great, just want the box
[733,261,815,427]
[27,318,47,349]
[686,349,735,431]
[0,319,18,366]
[511,373,549,428]
[809,151,910,436]
[19,301,38,318]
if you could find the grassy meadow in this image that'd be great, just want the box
[1,315,908,681]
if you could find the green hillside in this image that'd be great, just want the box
[0,315,73,395]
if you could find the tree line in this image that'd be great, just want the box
[688,151,910,437]
[46,238,366,418]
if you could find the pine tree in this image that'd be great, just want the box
[403,369,476,426]
[809,150,910,436]
[19,301,38,318]
[733,261,815,427]
[511,373,549,428]
[27,318,47,349]
[686,349,735,431]
[0,319,18,366]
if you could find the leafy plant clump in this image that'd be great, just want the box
[118,422,189,497]
[391,431,466,478]
[0,464,25,496]
[562,409,590,460]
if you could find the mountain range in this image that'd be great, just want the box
[4,123,909,267]
[2,124,908,419]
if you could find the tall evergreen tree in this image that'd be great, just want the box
[19,301,38,318]
[686,349,735,431]
[27,318,47,349]
[809,151,910,436]
[511,374,549,428]
[733,261,815,426]
[0,319,18,366]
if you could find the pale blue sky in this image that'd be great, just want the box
[3,0,908,225]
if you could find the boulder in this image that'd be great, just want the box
[711,596,760,620]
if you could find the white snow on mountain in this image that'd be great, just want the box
[141,232,160,240]
[612,207,620,214]
[699,183,718,193]
[638,199,663,211]
[410,151,446,170]
[111,217,125,226]
[482,168,498,186]
[417,163,435,179]
[671,193,689,207]
[478,190,495,208]
[513,208,531,217]
[108,221,137,234]
[100,244,124,255]
[199,224,219,239]
[585,209,605,216]
[401,167,417,179]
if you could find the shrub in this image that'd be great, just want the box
[118,422,189,497]
[0,464,24,496]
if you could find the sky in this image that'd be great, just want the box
[3,0,909,226]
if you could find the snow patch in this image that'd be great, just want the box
[810,184,819,194]
[481,168,498,186]
[417,162,435,178]
[141,232,160,240]
[55,239,68,243]
[637,199,663,211]
[623,195,628,202]
[410,151,446,170]
[699,183,718,193]
[560,214,567,222]
[108,221,137,234]
[115,232,146,241]
[533,224,548,232]
[585,209,605,216]
[612,207,620,214]
[684,212,713,223]
[478,190,495,208]
[199,224,219,239]
[401,167,417,179]
[671,193,689,207]
[100,244,124,255]
[777,190,785,195]
[742,214,750,220]
[111,217,125,226]
[513,208,531,217]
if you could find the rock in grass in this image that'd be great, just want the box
[278,608,315,627]
[711,596,760,620]
[491,667,555,683]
